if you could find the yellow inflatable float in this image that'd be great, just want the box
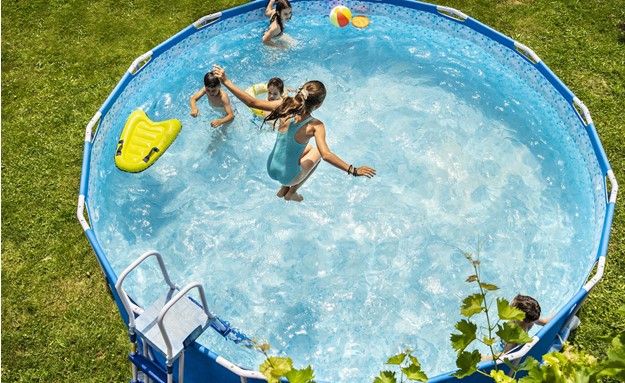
[245,83,268,117]
[115,110,182,173]
[352,15,370,29]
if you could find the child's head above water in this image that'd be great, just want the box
[204,71,221,96]
[270,0,292,33]
[267,77,285,101]
[511,294,541,323]
[275,0,292,21]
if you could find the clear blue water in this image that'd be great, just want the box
[88,7,600,382]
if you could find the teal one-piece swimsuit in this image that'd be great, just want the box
[267,116,313,185]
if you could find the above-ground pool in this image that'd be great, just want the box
[78,1,618,382]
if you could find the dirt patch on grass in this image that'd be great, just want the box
[505,0,533,5]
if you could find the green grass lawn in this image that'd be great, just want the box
[2,0,624,382]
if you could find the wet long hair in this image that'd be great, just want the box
[270,0,292,34]
[262,80,326,129]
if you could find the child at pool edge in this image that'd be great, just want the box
[482,294,552,361]
[190,71,235,128]
[212,64,376,202]
[263,0,292,49]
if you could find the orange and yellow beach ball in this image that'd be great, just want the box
[330,6,352,28]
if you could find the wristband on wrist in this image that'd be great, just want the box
[347,165,353,175]
[353,167,358,177]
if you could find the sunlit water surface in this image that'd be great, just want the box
[89,8,600,382]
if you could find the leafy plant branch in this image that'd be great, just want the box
[451,248,532,380]
[255,342,316,383]
[253,246,625,383]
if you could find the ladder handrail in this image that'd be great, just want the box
[157,282,212,361]
[115,250,177,329]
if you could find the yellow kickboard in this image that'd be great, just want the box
[115,110,182,173]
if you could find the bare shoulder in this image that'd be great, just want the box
[309,118,325,129]
[220,89,231,102]
[266,20,280,34]
[308,118,326,135]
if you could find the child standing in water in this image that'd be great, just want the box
[212,65,376,202]
[263,0,293,49]
[190,71,235,128]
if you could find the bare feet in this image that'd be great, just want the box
[277,186,290,198]
[284,190,303,202]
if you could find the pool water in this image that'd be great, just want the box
[89,5,601,382]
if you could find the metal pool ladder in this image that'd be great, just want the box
[115,250,213,383]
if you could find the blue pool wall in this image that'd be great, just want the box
[77,1,617,382]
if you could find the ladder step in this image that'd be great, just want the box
[129,353,169,383]
[135,292,209,360]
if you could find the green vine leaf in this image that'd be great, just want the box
[401,363,428,382]
[284,365,315,383]
[517,355,540,372]
[599,339,625,379]
[489,369,517,383]
[386,350,409,365]
[466,275,478,283]
[519,348,596,383]
[408,354,421,368]
[496,321,533,345]
[479,282,499,291]
[460,293,485,317]
[451,319,477,353]
[373,370,396,383]
[260,356,293,383]
[518,363,550,383]
[613,332,625,349]
[542,351,566,367]
[452,350,481,378]
[482,335,496,346]
[497,298,527,321]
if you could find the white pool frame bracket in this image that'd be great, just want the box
[129,51,153,75]
[607,170,618,204]
[514,42,541,64]
[194,12,222,29]
[436,6,468,21]
[573,97,594,126]
[77,195,90,231]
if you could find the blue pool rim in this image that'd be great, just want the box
[77,0,618,382]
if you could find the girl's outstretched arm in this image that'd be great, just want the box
[212,65,282,111]
[313,122,376,178]
[265,0,276,17]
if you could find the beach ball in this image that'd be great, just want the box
[330,6,352,28]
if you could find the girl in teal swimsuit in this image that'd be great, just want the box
[212,65,376,202]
